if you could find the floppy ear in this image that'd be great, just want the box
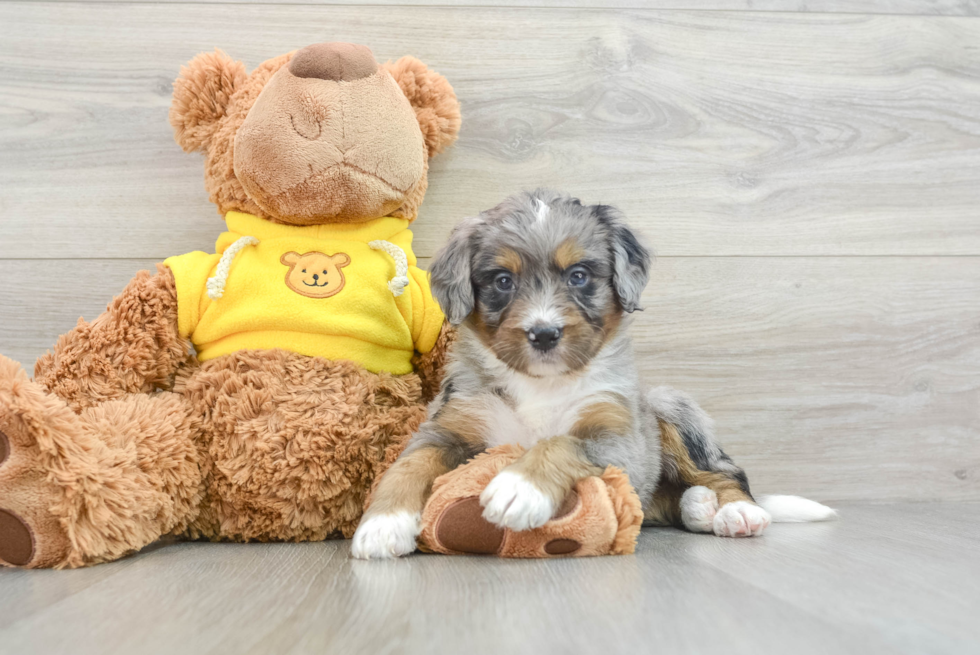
[280,251,300,266]
[382,56,461,157]
[594,205,651,313]
[429,216,481,324]
[170,49,247,153]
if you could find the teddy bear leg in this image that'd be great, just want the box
[419,446,643,558]
[0,355,203,568]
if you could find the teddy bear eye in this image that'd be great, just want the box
[323,270,328,275]
[302,269,306,273]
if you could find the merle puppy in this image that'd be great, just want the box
[352,190,834,559]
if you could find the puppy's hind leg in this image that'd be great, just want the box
[646,386,771,538]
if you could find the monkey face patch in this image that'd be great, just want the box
[280,251,351,299]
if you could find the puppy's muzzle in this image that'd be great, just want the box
[526,326,563,352]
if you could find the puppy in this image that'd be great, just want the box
[352,190,835,559]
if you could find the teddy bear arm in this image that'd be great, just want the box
[410,320,456,405]
[34,264,189,413]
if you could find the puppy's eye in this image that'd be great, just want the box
[302,269,307,273]
[568,268,590,287]
[494,273,516,292]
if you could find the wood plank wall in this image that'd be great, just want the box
[1,2,977,502]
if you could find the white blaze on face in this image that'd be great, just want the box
[520,288,564,332]
[535,198,550,223]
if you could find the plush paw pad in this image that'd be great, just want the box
[713,501,771,538]
[680,485,719,533]
[351,512,421,559]
[0,509,35,566]
[0,430,9,467]
[480,470,555,531]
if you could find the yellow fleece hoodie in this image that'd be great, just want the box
[164,211,444,375]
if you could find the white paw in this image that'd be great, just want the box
[680,485,719,533]
[350,511,421,559]
[713,501,771,538]
[480,470,555,531]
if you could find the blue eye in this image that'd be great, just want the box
[568,268,589,287]
[494,274,515,292]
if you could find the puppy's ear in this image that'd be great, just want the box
[170,49,247,153]
[595,205,651,313]
[429,216,481,324]
[382,56,461,158]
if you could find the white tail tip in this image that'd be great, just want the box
[757,495,838,523]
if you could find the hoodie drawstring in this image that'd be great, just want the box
[369,240,410,297]
[207,236,259,300]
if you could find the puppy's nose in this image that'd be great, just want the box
[312,273,320,281]
[527,326,563,352]
[289,42,378,82]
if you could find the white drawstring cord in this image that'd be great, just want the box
[369,240,410,297]
[207,236,259,300]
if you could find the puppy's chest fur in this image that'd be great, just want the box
[476,354,628,448]
[484,373,614,448]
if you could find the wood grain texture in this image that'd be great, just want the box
[1,4,980,258]
[26,0,980,16]
[1,3,978,506]
[1,257,976,503]
[0,503,978,655]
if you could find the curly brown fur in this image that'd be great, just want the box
[175,349,426,541]
[0,356,203,568]
[411,321,457,405]
[33,265,188,413]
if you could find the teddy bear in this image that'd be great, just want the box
[0,42,461,568]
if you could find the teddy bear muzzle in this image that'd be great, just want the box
[289,42,378,82]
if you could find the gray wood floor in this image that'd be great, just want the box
[0,503,976,655]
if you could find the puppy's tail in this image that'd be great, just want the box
[757,495,838,523]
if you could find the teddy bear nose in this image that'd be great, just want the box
[289,42,378,82]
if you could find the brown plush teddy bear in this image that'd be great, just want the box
[0,42,460,568]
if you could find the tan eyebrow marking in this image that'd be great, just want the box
[495,248,522,274]
[554,238,585,270]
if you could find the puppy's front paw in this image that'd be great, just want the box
[480,470,555,531]
[680,485,719,533]
[351,512,421,559]
[713,501,771,538]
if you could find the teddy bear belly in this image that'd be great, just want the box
[172,348,426,541]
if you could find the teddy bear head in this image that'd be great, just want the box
[169,43,461,225]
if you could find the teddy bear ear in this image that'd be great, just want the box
[382,56,461,158]
[169,49,247,153]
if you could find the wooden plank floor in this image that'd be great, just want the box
[0,503,976,655]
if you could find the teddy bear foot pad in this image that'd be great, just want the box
[433,492,585,556]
